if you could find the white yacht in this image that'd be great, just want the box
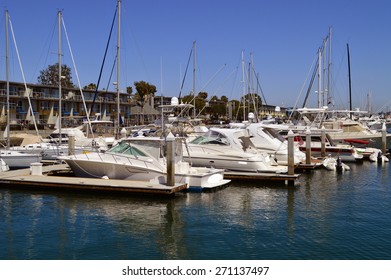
[9,142,92,161]
[293,132,363,162]
[58,136,230,190]
[44,126,114,151]
[245,123,306,165]
[0,150,42,169]
[183,127,288,173]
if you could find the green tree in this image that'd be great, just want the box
[221,95,229,103]
[38,63,74,88]
[83,83,97,90]
[134,81,157,124]
[126,86,133,94]
[197,91,208,100]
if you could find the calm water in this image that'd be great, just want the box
[1,159,390,260]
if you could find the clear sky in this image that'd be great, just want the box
[1,0,391,112]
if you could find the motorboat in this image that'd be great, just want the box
[322,156,350,171]
[245,123,306,165]
[0,149,42,169]
[361,147,389,163]
[10,142,92,161]
[323,117,389,143]
[293,132,363,162]
[58,136,230,190]
[183,127,288,173]
[44,126,114,151]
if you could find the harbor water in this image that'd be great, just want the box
[1,137,391,260]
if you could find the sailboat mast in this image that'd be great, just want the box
[58,10,62,145]
[5,10,10,149]
[192,41,196,119]
[347,43,352,118]
[327,27,332,106]
[317,47,322,108]
[241,50,246,121]
[116,0,121,137]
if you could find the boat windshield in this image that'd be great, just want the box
[190,130,229,145]
[108,142,147,157]
[262,127,286,142]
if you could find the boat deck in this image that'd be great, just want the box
[223,171,300,185]
[0,164,187,196]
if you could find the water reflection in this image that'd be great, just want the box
[1,159,390,259]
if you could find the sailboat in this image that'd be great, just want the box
[0,10,42,169]
[322,44,390,143]
[59,1,230,190]
[11,11,114,160]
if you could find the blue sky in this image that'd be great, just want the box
[1,0,391,112]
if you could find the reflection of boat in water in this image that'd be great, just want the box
[59,136,230,190]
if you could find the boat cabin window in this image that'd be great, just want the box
[108,142,147,157]
[47,133,69,139]
[262,127,286,142]
[190,130,229,145]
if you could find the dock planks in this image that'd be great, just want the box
[0,164,187,195]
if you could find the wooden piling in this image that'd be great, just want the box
[321,126,326,157]
[305,127,312,164]
[287,130,295,176]
[68,133,75,156]
[382,122,387,154]
[166,137,175,186]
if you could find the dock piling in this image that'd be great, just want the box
[166,137,175,186]
[382,122,387,154]
[321,126,326,157]
[305,127,312,164]
[68,132,75,156]
[287,130,295,176]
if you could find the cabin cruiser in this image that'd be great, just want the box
[44,126,114,151]
[10,142,91,161]
[183,127,288,173]
[292,132,363,162]
[11,121,115,161]
[245,123,306,165]
[0,149,42,169]
[58,136,230,190]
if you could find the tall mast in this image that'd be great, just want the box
[5,10,10,149]
[327,27,332,106]
[58,10,62,145]
[241,50,246,120]
[192,41,196,119]
[116,0,121,137]
[317,47,322,108]
[347,43,352,118]
[322,37,327,106]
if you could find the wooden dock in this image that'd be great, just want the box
[0,164,187,196]
[223,171,300,185]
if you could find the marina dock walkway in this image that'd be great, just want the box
[0,164,187,195]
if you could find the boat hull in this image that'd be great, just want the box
[0,151,42,169]
[60,153,230,190]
